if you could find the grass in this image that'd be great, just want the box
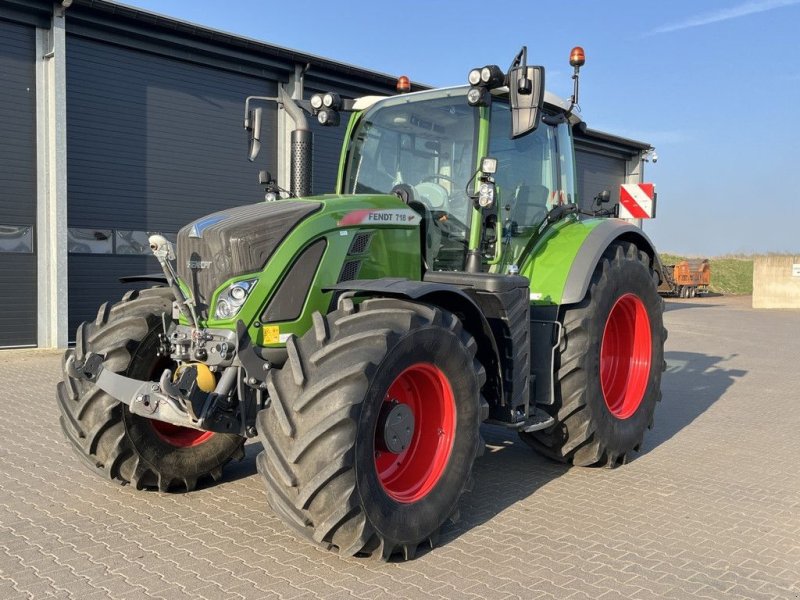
[659,252,754,295]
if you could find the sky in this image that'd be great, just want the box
[118,0,800,256]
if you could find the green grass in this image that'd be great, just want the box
[659,252,754,295]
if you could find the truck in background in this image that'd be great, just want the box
[659,259,712,297]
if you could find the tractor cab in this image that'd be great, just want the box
[339,86,577,275]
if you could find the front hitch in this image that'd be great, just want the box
[65,353,242,435]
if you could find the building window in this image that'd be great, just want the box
[0,225,33,254]
[68,228,113,254]
[116,230,152,255]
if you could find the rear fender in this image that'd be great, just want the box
[522,218,663,306]
[561,220,663,305]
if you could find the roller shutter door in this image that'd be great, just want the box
[309,117,346,194]
[66,36,278,336]
[0,19,37,347]
[575,149,626,212]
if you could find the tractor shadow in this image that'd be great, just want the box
[209,441,262,486]
[663,300,723,312]
[435,425,570,551]
[641,350,747,452]
[436,350,746,551]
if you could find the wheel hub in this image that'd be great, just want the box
[377,400,415,454]
[374,362,456,503]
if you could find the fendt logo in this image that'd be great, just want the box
[187,260,212,270]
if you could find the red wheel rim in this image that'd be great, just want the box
[150,421,214,448]
[600,293,652,419]
[374,363,456,503]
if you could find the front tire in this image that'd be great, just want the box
[56,287,245,491]
[521,242,666,467]
[256,298,484,560]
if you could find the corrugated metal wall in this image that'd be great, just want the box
[65,35,278,335]
[0,19,37,347]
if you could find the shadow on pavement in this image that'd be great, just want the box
[214,351,745,554]
[435,425,570,554]
[664,300,722,312]
[218,441,262,484]
[440,350,748,552]
[643,350,747,452]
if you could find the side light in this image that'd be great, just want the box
[478,182,495,209]
[481,157,498,175]
[310,94,324,110]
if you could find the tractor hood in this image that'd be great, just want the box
[177,201,322,315]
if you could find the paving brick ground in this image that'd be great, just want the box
[1,294,798,599]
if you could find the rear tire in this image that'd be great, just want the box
[520,242,666,467]
[56,287,245,491]
[256,298,484,560]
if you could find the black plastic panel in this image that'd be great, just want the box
[262,238,327,323]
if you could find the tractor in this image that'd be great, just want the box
[57,46,666,560]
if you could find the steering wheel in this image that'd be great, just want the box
[421,173,457,185]
[430,210,470,240]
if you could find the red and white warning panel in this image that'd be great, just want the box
[619,183,656,219]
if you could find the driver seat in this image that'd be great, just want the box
[391,184,440,271]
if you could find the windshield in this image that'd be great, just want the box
[343,89,478,259]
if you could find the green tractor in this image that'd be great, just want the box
[58,46,666,560]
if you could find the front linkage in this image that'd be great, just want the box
[65,235,269,441]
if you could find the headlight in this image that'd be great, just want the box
[214,279,257,320]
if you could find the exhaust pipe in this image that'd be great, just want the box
[279,88,313,198]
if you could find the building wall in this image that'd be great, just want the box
[65,34,278,333]
[0,0,404,347]
[753,256,800,309]
[1,1,648,347]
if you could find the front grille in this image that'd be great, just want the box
[338,260,361,282]
[348,232,372,255]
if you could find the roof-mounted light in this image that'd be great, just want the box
[466,86,491,107]
[479,65,504,88]
[468,68,482,86]
[317,108,340,127]
[569,46,585,68]
[322,92,341,110]
[396,75,411,93]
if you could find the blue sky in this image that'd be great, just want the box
[119,0,800,256]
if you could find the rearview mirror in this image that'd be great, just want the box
[594,189,611,205]
[245,107,263,162]
[508,65,544,138]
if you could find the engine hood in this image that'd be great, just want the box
[177,200,322,314]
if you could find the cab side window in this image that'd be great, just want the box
[489,105,558,233]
